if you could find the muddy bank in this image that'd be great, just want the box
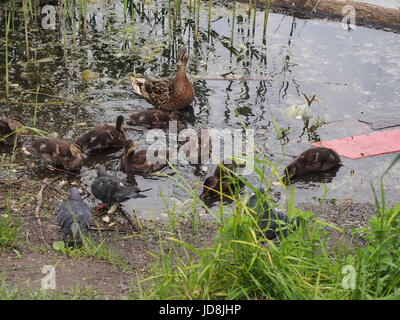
[234,0,400,33]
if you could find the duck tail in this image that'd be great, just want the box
[129,77,147,97]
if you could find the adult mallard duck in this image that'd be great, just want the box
[128,109,186,129]
[30,137,84,171]
[121,139,169,175]
[74,115,126,152]
[130,45,195,111]
[283,147,341,182]
[0,115,24,145]
[200,161,243,201]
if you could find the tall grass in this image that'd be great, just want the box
[5,12,11,97]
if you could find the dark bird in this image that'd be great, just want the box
[0,115,25,145]
[57,188,92,246]
[248,188,300,241]
[128,109,186,129]
[74,115,126,152]
[29,137,84,171]
[284,147,341,183]
[121,139,169,175]
[91,164,146,213]
[130,45,195,111]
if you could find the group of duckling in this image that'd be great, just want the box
[0,44,342,245]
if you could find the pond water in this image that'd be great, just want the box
[0,1,399,219]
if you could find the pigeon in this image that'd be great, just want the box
[91,165,146,214]
[248,188,300,241]
[57,188,92,246]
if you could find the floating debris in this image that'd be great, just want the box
[81,70,100,82]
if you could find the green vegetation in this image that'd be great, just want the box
[52,236,130,272]
[0,277,103,300]
[134,156,400,300]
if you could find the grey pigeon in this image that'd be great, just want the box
[248,188,300,241]
[91,165,146,213]
[57,188,92,246]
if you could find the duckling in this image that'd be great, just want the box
[130,45,195,111]
[248,188,301,241]
[29,138,84,171]
[200,161,243,201]
[74,115,126,152]
[91,165,146,214]
[121,139,169,175]
[0,115,24,145]
[57,188,92,247]
[284,147,341,182]
[128,109,186,129]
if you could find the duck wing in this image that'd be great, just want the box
[75,125,125,151]
[132,76,175,107]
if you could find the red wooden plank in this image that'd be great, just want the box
[313,129,400,159]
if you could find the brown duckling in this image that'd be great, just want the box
[0,115,24,145]
[74,115,126,152]
[283,147,341,182]
[121,139,169,175]
[130,45,195,111]
[30,138,84,171]
[128,109,185,129]
[200,161,243,201]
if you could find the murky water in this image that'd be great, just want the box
[0,1,399,219]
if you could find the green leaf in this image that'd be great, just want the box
[53,241,65,251]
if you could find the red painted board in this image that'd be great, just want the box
[313,129,400,159]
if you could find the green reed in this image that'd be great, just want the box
[263,0,271,43]
[175,0,182,27]
[62,0,68,58]
[208,0,212,38]
[230,0,236,46]
[194,0,200,41]
[70,0,77,50]
[5,12,11,97]
[22,0,30,60]
[33,86,40,128]
[168,0,172,49]
[252,0,258,36]
[123,0,128,16]
[81,0,88,34]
